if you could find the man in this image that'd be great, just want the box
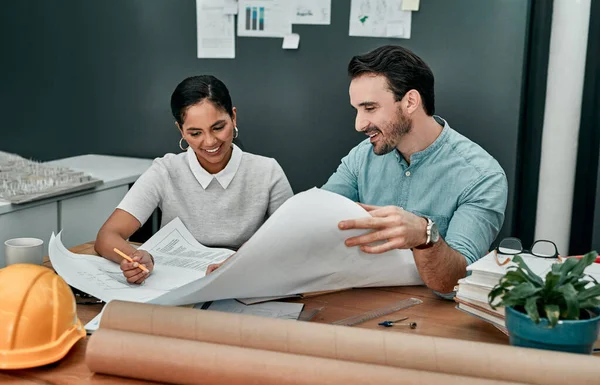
[321,45,508,295]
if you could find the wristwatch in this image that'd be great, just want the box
[416,217,440,249]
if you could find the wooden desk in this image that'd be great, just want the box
[1,242,509,384]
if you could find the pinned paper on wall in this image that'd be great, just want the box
[237,0,292,38]
[282,33,300,49]
[292,0,331,25]
[402,0,420,11]
[349,0,412,39]
[196,0,236,58]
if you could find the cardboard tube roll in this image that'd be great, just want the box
[86,329,526,385]
[99,301,599,385]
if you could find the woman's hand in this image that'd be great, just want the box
[120,249,154,284]
[206,255,234,275]
[206,261,224,275]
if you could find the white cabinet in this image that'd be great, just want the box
[0,202,58,267]
[59,185,129,248]
[0,154,152,268]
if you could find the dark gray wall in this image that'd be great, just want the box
[1,0,530,242]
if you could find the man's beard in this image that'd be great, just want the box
[369,111,412,155]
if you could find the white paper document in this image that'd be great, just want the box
[293,0,331,25]
[196,0,236,58]
[224,0,239,14]
[282,33,300,49]
[194,299,304,320]
[149,188,422,306]
[84,305,107,333]
[349,0,412,39]
[467,251,557,279]
[51,188,422,307]
[237,0,292,37]
[49,217,234,304]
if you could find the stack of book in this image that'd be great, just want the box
[454,251,560,332]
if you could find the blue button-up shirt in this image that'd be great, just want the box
[322,116,508,266]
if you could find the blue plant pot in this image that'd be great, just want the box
[505,306,600,354]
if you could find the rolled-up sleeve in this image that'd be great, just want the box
[321,146,361,201]
[117,160,166,227]
[445,172,508,265]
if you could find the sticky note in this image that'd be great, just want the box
[402,0,420,11]
[282,33,300,49]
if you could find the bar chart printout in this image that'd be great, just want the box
[237,0,292,37]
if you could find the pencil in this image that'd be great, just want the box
[113,247,150,273]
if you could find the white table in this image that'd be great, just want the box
[0,154,153,267]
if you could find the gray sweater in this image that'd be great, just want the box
[117,145,293,250]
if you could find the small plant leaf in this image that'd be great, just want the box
[585,274,599,285]
[544,304,560,327]
[573,279,592,292]
[525,296,540,323]
[551,262,562,275]
[544,271,560,290]
[512,255,544,286]
[506,282,542,298]
[569,251,598,277]
[501,270,529,285]
[576,284,600,301]
[559,257,580,275]
[579,297,600,309]
[558,283,579,319]
[488,285,506,309]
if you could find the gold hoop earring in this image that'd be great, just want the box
[233,126,239,139]
[179,137,189,151]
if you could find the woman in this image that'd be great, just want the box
[94,75,294,284]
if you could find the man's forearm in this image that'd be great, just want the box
[413,238,467,293]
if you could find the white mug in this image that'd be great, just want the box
[4,238,44,266]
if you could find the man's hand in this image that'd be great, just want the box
[339,203,428,253]
[120,249,154,284]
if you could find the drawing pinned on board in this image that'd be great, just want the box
[237,0,292,38]
[196,0,235,58]
[349,0,412,39]
[282,33,300,49]
[292,0,331,25]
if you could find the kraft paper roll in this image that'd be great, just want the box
[86,328,526,385]
[93,300,600,385]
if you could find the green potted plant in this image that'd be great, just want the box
[488,251,600,354]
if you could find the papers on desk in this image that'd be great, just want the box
[85,299,304,333]
[49,217,234,303]
[194,299,304,320]
[84,307,106,333]
[51,187,422,307]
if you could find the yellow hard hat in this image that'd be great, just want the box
[0,264,85,369]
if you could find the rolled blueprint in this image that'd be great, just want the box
[88,301,600,385]
[86,329,524,385]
